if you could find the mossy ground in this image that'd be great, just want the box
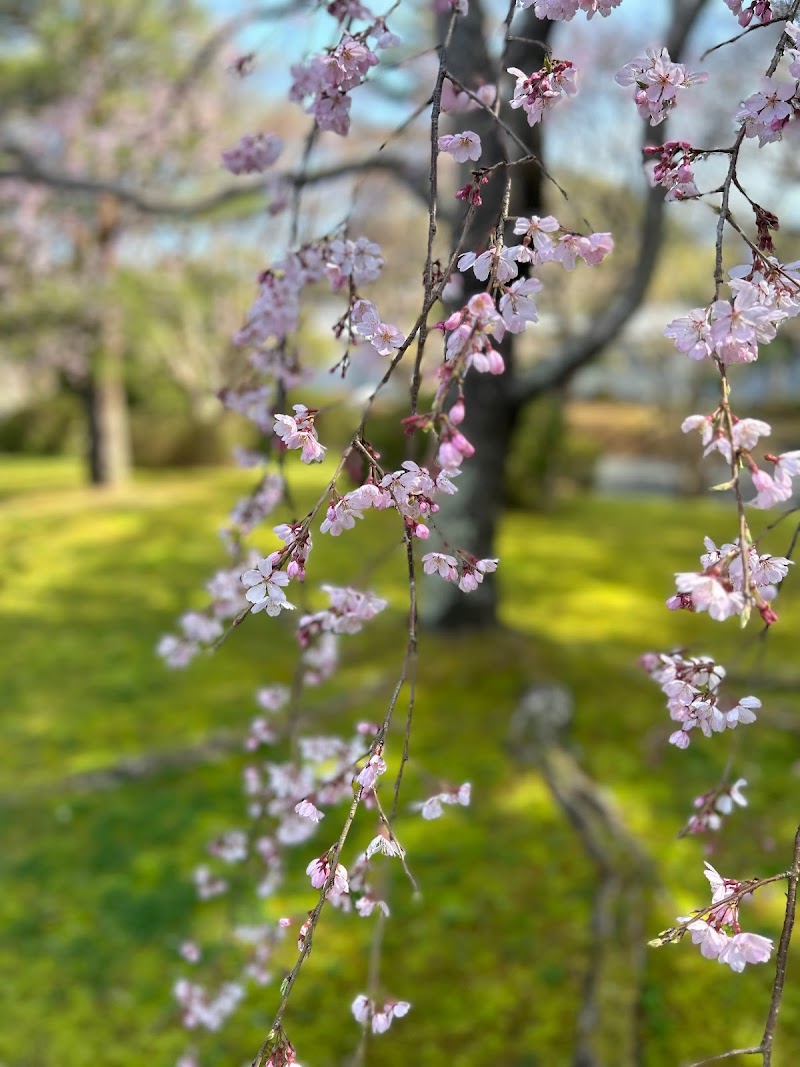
[2,456,800,1067]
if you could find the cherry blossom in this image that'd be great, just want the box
[351,995,411,1033]
[351,298,405,354]
[499,277,542,332]
[678,862,774,972]
[365,832,405,859]
[295,799,325,821]
[457,245,519,283]
[724,0,773,26]
[507,59,578,126]
[438,130,482,162]
[615,48,707,126]
[787,22,800,79]
[273,404,326,463]
[221,132,283,174]
[413,782,471,819]
[355,894,390,918]
[356,754,387,792]
[682,778,748,835]
[325,235,384,288]
[241,558,295,616]
[306,856,350,895]
[664,307,713,360]
[517,0,622,16]
[644,141,700,201]
[421,552,459,582]
[513,213,560,259]
[737,78,798,146]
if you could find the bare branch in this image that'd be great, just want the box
[0,141,428,217]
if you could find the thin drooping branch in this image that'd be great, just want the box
[759,825,800,1064]
[683,826,800,1067]
[509,0,710,409]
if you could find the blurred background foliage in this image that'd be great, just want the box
[3,1,800,1066]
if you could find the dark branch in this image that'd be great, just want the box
[0,141,428,218]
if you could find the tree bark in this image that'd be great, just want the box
[424,0,709,630]
[423,3,551,629]
[86,196,132,487]
[86,339,131,487]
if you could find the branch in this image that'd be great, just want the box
[509,0,710,409]
[0,141,428,218]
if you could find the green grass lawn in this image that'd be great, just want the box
[2,456,800,1067]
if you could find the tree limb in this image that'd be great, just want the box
[0,141,428,218]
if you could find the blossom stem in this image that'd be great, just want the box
[760,824,800,1064]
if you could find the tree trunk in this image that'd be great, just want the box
[423,4,551,629]
[85,196,132,487]
[86,340,131,487]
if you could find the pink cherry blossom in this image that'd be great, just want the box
[273,405,326,463]
[438,130,482,162]
[616,48,707,126]
[507,60,578,126]
[750,467,793,509]
[517,0,621,17]
[664,307,713,360]
[422,552,459,582]
[221,132,283,174]
[241,558,295,616]
[306,856,349,895]
[295,799,325,821]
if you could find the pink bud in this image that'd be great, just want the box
[759,603,778,626]
[449,399,465,425]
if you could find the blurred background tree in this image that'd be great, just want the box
[0,0,259,484]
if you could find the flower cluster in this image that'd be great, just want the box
[507,59,578,126]
[221,132,283,174]
[668,535,792,623]
[413,782,471,819]
[724,0,773,28]
[422,552,498,593]
[273,404,326,464]
[232,234,384,356]
[511,214,613,271]
[683,863,773,972]
[737,76,800,146]
[297,585,388,642]
[642,651,762,749]
[665,259,800,366]
[515,0,622,18]
[321,462,458,539]
[306,855,350,898]
[351,995,411,1033]
[680,778,748,836]
[451,218,611,340]
[643,141,699,201]
[174,978,245,1031]
[351,297,405,355]
[615,48,707,126]
[289,23,397,136]
[157,557,257,668]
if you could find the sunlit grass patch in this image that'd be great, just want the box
[2,457,800,1066]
